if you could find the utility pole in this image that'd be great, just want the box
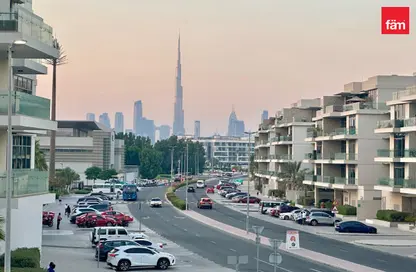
[244,131,255,234]
[185,142,189,210]
[170,148,174,183]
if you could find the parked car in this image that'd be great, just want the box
[197,198,213,209]
[70,208,100,223]
[90,226,145,245]
[106,245,175,270]
[259,201,287,214]
[226,192,247,199]
[75,212,99,227]
[95,239,140,261]
[335,221,377,233]
[77,196,103,203]
[231,195,247,202]
[306,211,342,226]
[77,213,117,227]
[236,196,261,204]
[89,192,113,200]
[101,211,133,224]
[187,186,195,193]
[206,187,215,194]
[88,203,111,212]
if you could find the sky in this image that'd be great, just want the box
[33,0,416,136]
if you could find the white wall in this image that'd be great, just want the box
[38,136,93,147]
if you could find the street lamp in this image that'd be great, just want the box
[244,131,255,234]
[185,142,189,210]
[4,39,27,272]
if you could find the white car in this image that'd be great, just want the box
[196,180,205,188]
[279,212,293,220]
[150,198,162,207]
[107,245,175,270]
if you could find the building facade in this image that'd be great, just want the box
[158,125,170,140]
[173,35,185,136]
[227,108,245,137]
[38,121,124,184]
[86,113,95,121]
[114,112,124,134]
[0,0,58,253]
[261,110,268,122]
[195,136,254,168]
[99,113,111,128]
[194,120,200,139]
[133,100,143,135]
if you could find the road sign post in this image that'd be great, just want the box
[227,255,248,272]
[97,227,101,268]
[138,201,142,232]
[252,226,264,272]
[268,238,283,272]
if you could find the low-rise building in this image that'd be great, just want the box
[254,99,320,196]
[38,121,124,184]
[374,84,416,212]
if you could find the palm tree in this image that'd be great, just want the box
[54,167,79,192]
[0,216,4,241]
[34,140,48,171]
[277,161,307,190]
[45,38,68,186]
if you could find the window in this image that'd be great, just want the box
[348,115,356,129]
[136,240,152,246]
[12,135,31,169]
[13,75,33,94]
[108,229,116,235]
[118,229,127,235]
[394,104,405,120]
[393,134,405,157]
[98,229,106,235]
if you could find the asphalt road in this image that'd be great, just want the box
[128,186,341,272]
[175,179,416,272]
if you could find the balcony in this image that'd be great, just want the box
[258,124,270,132]
[322,176,335,184]
[334,153,357,160]
[404,149,416,158]
[270,135,292,143]
[0,169,49,197]
[378,178,416,188]
[255,155,269,161]
[404,118,416,128]
[342,102,388,112]
[334,177,356,185]
[376,149,403,158]
[306,128,323,139]
[0,91,50,119]
[331,127,356,136]
[304,175,321,182]
[376,119,404,129]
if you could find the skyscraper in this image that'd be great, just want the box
[99,113,111,128]
[133,100,143,135]
[86,113,95,121]
[172,34,185,136]
[159,125,170,140]
[114,112,124,134]
[141,118,155,143]
[261,110,268,122]
[194,120,200,139]
[227,107,245,137]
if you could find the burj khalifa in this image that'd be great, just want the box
[173,34,185,136]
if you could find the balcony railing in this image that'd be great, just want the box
[304,175,321,182]
[258,140,269,145]
[0,91,51,119]
[259,124,270,131]
[0,9,53,46]
[334,153,357,160]
[392,86,416,100]
[322,176,335,184]
[334,177,356,185]
[0,169,49,197]
[306,128,323,138]
[404,149,416,158]
[376,119,404,129]
[255,155,269,160]
[342,102,388,112]
[305,153,316,160]
[378,178,416,188]
[403,118,416,127]
[377,149,404,158]
[279,154,292,160]
[331,127,357,136]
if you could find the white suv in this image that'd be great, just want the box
[107,245,175,270]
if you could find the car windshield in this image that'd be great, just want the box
[151,198,161,201]
[123,186,137,193]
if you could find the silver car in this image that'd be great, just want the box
[306,211,342,226]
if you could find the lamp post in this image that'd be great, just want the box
[185,142,189,210]
[4,39,27,272]
[170,148,174,184]
[244,131,255,234]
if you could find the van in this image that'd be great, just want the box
[259,201,285,214]
[196,180,205,188]
[90,227,130,245]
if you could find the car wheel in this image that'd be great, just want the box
[157,258,170,270]
[284,216,289,220]
[117,260,131,271]
[311,220,318,226]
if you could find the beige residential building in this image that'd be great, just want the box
[38,121,125,183]
[303,74,416,218]
[374,85,416,212]
[254,99,320,196]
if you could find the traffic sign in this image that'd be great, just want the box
[268,253,282,264]
[285,230,300,249]
[252,226,264,235]
[268,238,282,249]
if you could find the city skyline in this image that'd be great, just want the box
[172,34,185,136]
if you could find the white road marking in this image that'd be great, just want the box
[183,228,188,232]
[254,258,294,272]
[173,224,179,227]
[339,249,348,252]
[310,269,323,272]
[229,248,237,252]
[195,233,201,237]
[210,240,216,244]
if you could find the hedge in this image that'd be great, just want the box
[376,209,410,222]
[72,189,92,194]
[0,248,40,268]
[337,205,357,215]
[166,180,198,210]
[0,269,46,272]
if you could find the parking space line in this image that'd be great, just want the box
[210,240,216,244]
[310,269,323,272]
[254,258,294,272]
[229,248,236,252]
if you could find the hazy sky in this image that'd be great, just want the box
[34,0,416,136]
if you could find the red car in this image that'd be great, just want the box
[237,196,261,204]
[206,187,215,194]
[76,213,116,227]
[101,211,133,223]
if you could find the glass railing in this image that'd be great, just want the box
[0,9,53,46]
[269,137,279,143]
[378,178,404,187]
[305,153,316,159]
[334,153,357,160]
[332,127,356,136]
[334,177,356,185]
[258,140,269,145]
[304,175,321,182]
[278,135,292,141]
[279,154,292,160]
[377,149,404,158]
[322,176,335,184]
[404,149,416,158]
[343,102,388,111]
[376,119,404,129]
[393,86,416,100]
[403,118,416,127]
[0,169,49,197]
[255,156,269,160]
[0,91,50,119]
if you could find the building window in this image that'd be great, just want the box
[12,135,31,169]
[394,104,405,120]
[348,115,356,128]
[13,75,33,94]
[393,163,405,179]
[394,133,405,157]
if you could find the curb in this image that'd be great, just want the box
[42,244,90,249]
[353,241,416,247]
[316,231,414,237]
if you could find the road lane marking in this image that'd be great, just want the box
[183,228,188,232]
[310,269,323,272]
[229,248,236,252]
[254,258,294,272]
[339,249,348,252]
[195,233,201,237]
[173,224,179,227]
[210,240,216,244]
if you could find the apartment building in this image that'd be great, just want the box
[374,84,416,213]
[195,135,254,168]
[303,74,416,219]
[38,121,125,184]
[254,99,320,195]
[0,0,58,252]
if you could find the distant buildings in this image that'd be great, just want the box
[261,110,268,122]
[227,107,245,137]
[194,120,201,139]
[133,100,143,134]
[86,113,95,121]
[114,112,124,134]
[99,113,111,128]
[159,125,171,140]
[173,34,185,135]
[133,100,155,143]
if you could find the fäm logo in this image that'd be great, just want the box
[381,7,410,35]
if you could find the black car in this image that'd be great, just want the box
[95,239,139,261]
[187,186,195,192]
[89,193,112,200]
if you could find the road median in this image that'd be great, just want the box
[166,180,198,210]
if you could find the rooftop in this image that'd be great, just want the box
[57,120,112,132]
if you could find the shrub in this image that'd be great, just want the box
[166,192,186,210]
[405,215,416,224]
[268,189,285,198]
[337,205,357,215]
[376,209,411,222]
[0,268,46,272]
[324,202,333,209]
[0,248,40,268]
[72,189,91,194]
[297,196,314,206]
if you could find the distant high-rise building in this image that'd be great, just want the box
[172,34,185,136]
[227,107,245,137]
[194,120,200,139]
[141,118,155,143]
[99,113,111,128]
[159,125,170,140]
[114,112,124,134]
[133,100,143,135]
[86,113,95,121]
[261,110,268,122]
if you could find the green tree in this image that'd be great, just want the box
[84,166,102,182]
[53,167,79,191]
[34,140,48,171]
[99,169,118,180]
[0,216,3,241]
[139,148,162,179]
[45,38,68,187]
[277,161,307,190]
[249,154,258,178]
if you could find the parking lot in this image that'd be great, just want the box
[42,195,234,271]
